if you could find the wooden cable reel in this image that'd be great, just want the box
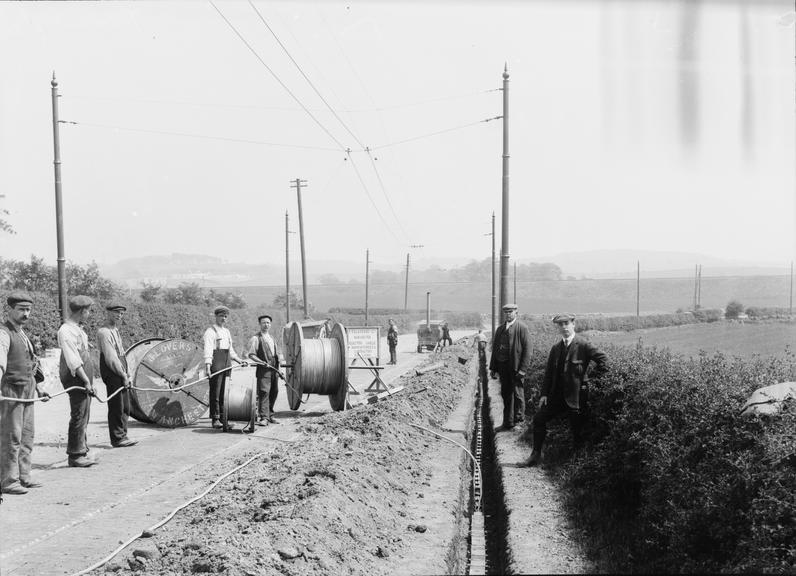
[222,376,257,433]
[283,321,349,411]
[127,338,209,428]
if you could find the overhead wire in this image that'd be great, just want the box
[58,120,342,152]
[345,150,403,244]
[365,148,410,242]
[369,116,502,151]
[208,0,348,151]
[247,0,366,150]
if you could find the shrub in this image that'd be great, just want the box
[725,300,744,319]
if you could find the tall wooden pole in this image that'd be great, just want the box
[694,264,698,310]
[285,211,290,324]
[499,64,511,312]
[491,211,496,336]
[404,252,410,312]
[636,260,640,317]
[51,73,67,322]
[697,264,702,309]
[789,261,793,316]
[365,249,370,325]
[290,179,309,319]
[513,261,517,303]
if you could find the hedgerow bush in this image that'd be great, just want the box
[746,306,792,320]
[519,309,725,336]
[523,338,796,572]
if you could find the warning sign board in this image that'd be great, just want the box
[346,326,381,363]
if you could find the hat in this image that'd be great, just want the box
[552,313,576,324]
[214,305,230,315]
[105,302,127,312]
[6,291,33,307]
[68,295,94,311]
[502,303,518,311]
[258,314,272,322]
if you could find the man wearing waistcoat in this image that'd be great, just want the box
[527,314,608,466]
[0,291,50,495]
[489,303,532,430]
[203,306,245,431]
[97,303,137,448]
[247,314,281,425]
[57,295,97,468]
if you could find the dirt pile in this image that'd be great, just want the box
[101,344,473,576]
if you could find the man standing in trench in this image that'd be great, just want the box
[203,305,245,431]
[489,303,532,430]
[0,291,50,495]
[527,313,607,466]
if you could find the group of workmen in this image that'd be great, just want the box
[0,291,292,497]
[484,302,608,466]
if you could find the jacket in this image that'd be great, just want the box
[488,320,532,376]
[542,334,607,409]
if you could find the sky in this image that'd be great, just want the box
[0,0,794,270]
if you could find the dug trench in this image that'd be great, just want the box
[96,341,509,576]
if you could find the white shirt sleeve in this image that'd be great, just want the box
[58,324,84,376]
[0,329,10,375]
[203,327,216,365]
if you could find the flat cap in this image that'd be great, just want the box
[68,295,94,311]
[6,291,34,307]
[214,305,230,315]
[501,303,518,311]
[258,314,272,322]
[105,302,127,312]
[552,313,576,324]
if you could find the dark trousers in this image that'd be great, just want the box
[497,366,525,427]
[532,395,585,452]
[103,375,129,445]
[0,382,35,488]
[389,344,397,364]
[256,376,278,418]
[208,372,228,421]
[67,388,92,457]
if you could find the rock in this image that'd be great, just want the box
[375,546,390,558]
[191,560,214,573]
[126,558,145,571]
[140,530,155,538]
[414,524,428,533]
[278,547,302,560]
[183,540,203,551]
[132,543,160,560]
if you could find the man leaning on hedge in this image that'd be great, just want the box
[527,313,607,466]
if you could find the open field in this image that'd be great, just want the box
[584,320,796,359]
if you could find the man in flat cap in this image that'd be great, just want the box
[247,314,281,426]
[527,314,608,466]
[0,291,50,495]
[97,303,137,448]
[203,305,245,431]
[57,295,97,468]
[489,303,532,430]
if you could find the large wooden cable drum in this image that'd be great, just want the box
[129,339,209,427]
[283,321,349,411]
[125,338,165,424]
[222,378,257,432]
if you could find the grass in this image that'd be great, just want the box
[583,320,796,359]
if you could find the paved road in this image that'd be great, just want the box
[0,330,471,576]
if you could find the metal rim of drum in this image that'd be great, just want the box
[328,322,349,411]
[222,375,257,432]
[284,322,304,410]
[131,339,209,428]
[124,337,166,423]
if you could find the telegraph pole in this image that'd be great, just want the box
[365,249,371,325]
[789,261,793,316]
[290,179,309,319]
[636,260,640,317]
[693,264,699,310]
[513,261,517,303]
[404,253,410,312]
[491,212,496,336]
[499,64,511,312]
[285,211,290,324]
[697,264,702,309]
[51,73,67,322]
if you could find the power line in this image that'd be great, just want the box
[247,0,366,150]
[365,148,409,242]
[58,120,341,151]
[369,116,501,151]
[208,0,348,151]
[345,150,403,244]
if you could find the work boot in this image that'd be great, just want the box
[2,483,28,495]
[526,450,542,467]
[113,438,138,448]
[255,417,268,427]
[211,419,222,429]
[21,479,43,488]
[68,456,97,468]
[267,417,279,425]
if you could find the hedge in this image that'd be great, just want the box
[522,336,796,573]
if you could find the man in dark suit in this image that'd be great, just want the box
[527,313,608,466]
[489,303,532,430]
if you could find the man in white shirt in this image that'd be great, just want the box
[0,291,50,495]
[97,303,137,448]
[247,314,281,425]
[57,295,98,468]
[203,306,244,431]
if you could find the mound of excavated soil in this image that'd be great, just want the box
[101,344,473,576]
